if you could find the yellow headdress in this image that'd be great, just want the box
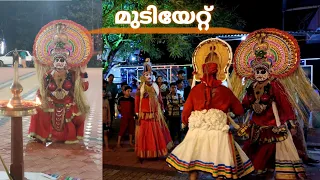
[192,38,232,87]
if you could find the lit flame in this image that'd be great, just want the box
[7,100,13,108]
[35,97,42,105]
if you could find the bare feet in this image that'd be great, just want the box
[105,148,113,152]
[116,144,122,148]
[138,158,143,164]
[129,143,134,147]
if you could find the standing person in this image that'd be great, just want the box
[29,20,92,144]
[230,28,319,179]
[155,76,163,87]
[166,38,254,180]
[183,76,193,101]
[135,59,173,162]
[19,50,27,68]
[117,86,135,148]
[115,82,128,103]
[131,79,138,90]
[176,80,185,112]
[103,79,107,89]
[106,74,118,127]
[166,82,183,144]
[176,80,184,99]
[103,91,112,151]
[156,76,169,114]
[177,70,189,88]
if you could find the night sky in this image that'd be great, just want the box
[203,0,320,87]
[227,0,282,31]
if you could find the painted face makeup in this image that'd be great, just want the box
[143,72,152,82]
[254,68,269,82]
[53,56,67,69]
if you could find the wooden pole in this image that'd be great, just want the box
[10,117,24,180]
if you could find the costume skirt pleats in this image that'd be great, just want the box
[135,119,173,158]
[275,131,306,179]
[166,128,254,179]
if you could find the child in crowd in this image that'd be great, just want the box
[115,82,128,103]
[166,82,184,144]
[103,90,112,151]
[117,86,135,148]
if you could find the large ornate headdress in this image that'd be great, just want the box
[33,20,93,114]
[192,38,232,87]
[33,20,93,68]
[233,28,300,79]
[231,28,320,124]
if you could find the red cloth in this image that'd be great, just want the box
[242,80,296,126]
[182,83,244,125]
[119,116,135,136]
[118,96,135,136]
[241,79,296,172]
[135,84,172,158]
[242,140,276,171]
[118,96,135,117]
[28,71,89,142]
[82,81,89,91]
[199,62,222,88]
[135,84,164,114]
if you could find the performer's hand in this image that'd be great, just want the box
[80,65,87,73]
[228,112,235,118]
[181,123,186,129]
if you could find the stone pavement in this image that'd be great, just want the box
[0,68,102,179]
[0,67,35,84]
[104,117,222,180]
[104,114,320,180]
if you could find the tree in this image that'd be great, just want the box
[62,0,102,30]
[0,0,103,54]
[102,0,246,71]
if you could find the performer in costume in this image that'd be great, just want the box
[135,59,173,161]
[230,28,320,179]
[29,20,92,144]
[166,38,254,180]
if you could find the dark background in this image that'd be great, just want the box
[173,0,320,87]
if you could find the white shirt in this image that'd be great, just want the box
[177,89,184,110]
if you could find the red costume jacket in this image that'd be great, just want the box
[242,80,296,126]
[182,83,244,125]
[135,84,164,117]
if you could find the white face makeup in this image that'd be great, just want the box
[53,56,67,69]
[254,68,269,82]
[143,72,152,82]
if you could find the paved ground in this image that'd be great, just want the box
[104,113,320,180]
[0,67,35,84]
[0,68,102,179]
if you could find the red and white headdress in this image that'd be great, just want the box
[33,20,93,68]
